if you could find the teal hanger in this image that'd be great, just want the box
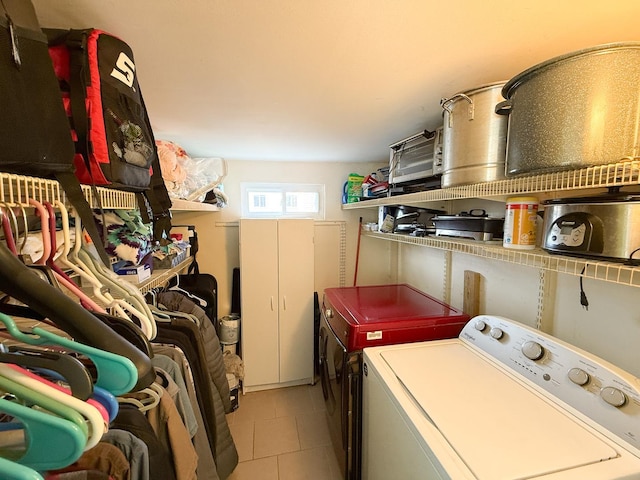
[0,457,43,480]
[0,373,88,440]
[0,313,137,396]
[0,397,85,471]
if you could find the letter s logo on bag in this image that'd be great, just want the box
[110,52,136,88]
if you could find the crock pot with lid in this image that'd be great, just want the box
[497,42,640,176]
[542,193,640,263]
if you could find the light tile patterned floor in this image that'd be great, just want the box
[225,382,342,480]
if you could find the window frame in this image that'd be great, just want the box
[241,182,325,219]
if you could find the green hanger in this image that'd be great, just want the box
[0,313,137,396]
[0,457,43,480]
[0,397,85,471]
[0,374,88,440]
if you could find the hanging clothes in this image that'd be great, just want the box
[153,345,220,480]
[156,291,231,412]
[110,404,176,480]
[153,318,238,479]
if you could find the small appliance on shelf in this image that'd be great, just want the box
[432,209,504,241]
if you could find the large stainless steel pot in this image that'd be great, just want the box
[497,42,640,176]
[440,82,507,188]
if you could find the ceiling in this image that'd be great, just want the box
[32,0,640,163]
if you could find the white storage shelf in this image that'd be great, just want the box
[366,232,640,288]
[134,257,193,294]
[0,172,196,293]
[170,198,220,211]
[0,172,220,212]
[346,160,640,289]
[344,160,640,207]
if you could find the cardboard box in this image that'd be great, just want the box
[115,262,152,283]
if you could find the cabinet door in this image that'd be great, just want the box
[278,219,315,383]
[240,219,280,387]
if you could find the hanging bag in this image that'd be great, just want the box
[0,0,110,265]
[45,27,173,240]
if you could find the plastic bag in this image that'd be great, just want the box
[156,140,227,203]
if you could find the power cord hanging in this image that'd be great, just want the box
[579,265,589,310]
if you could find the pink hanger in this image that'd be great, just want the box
[5,363,109,426]
[28,199,51,264]
[1,206,18,254]
[27,199,106,314]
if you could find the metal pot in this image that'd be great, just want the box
[440,82,508,188]
[497,42,640,176]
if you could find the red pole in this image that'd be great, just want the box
[353,217,362,286]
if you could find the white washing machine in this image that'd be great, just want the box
[362,315,640,479]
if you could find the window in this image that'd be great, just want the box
[242,183,325,219]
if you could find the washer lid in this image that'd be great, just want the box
[381,342,619,479]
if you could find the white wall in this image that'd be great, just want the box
[396,244,640,377]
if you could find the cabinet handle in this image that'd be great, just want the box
[270,296,274,311]
[282,296,287,311]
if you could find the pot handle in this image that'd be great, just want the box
[440,93,474,127]
[495,100,512,115]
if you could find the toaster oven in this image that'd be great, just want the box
[388,127,443,186]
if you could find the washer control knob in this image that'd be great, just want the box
[568,368,590,386]
[474,320,487,332]
[601,386,627,408]
[325,308,333,319]
[521,341,544,361]
[489,327,504,340]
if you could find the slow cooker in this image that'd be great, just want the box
[542,193,640,263]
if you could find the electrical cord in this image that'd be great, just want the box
[626,246,640,266]
[579,265,589,310]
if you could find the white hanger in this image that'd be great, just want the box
[118,381,163,413]
[168,275,207,307]
[54,201,131,320]
[66,207,157,339]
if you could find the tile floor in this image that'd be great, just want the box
[225,382,343,480]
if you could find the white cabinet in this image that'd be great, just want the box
[240,218,315,392]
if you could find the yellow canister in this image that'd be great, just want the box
[503,196,538,249]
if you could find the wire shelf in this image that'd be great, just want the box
[136,257,193,294]
[344,160,640,208]
[81,185,137,209]
[0,172,137,209]
[365,232,640,288]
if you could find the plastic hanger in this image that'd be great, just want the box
[0,363,105,450]
[0,204,19,254]
[66,209,157,339]
[27,199,51,264]
[48,202,133,320]
[91,385,119,423]
[0,345,93,401]
[0,242,156,392]
[0,396,85,471]
[19,364,113,424]
[0,371,88,440]
[0,456,43,480]
[0,312,137,396]
[91,311,154,359]
[76,245,156,338]
[118,381,163,413]
[168,274,207,307]
[26,199,106,313]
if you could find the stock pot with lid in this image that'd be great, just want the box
[496,42,640,176]
[440,82,508,188]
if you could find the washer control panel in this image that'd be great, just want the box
[459,315,640,452]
